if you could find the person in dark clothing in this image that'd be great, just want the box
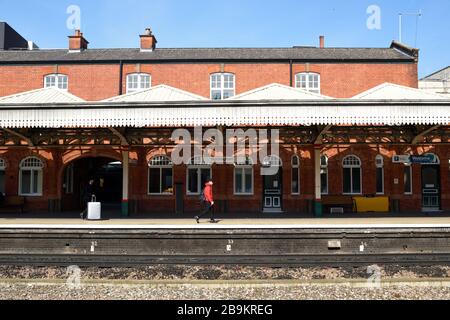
[80,179,95,219]
[195,180,216,223]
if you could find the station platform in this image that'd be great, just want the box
[0,212,450,229]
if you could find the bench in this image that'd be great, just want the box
[321,195,355,213]
[0,196,26,214]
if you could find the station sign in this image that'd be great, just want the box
[392,154,438,164]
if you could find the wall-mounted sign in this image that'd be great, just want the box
[393,154,439,165]
[392,155,411,163]
[410,154,438,164]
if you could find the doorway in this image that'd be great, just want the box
[421,165,441,211]
[62,157,123,215]
[262,156,283,213]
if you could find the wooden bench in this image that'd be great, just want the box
[321,195,355,213]
[0,196,26,214]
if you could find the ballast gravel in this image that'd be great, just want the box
[0,265,449,300]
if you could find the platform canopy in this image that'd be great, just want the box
[352,83,448,100]
[229,83,331,100]
[104,84,207,102]
[0,87,85,104]
[0,84,449,128]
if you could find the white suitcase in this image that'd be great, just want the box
[87,196,101,220]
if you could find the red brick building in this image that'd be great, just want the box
[0,22,449,216]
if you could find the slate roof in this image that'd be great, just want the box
[0,47,416,63]
[420,66,450,81]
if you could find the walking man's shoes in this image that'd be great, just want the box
[195,216,200,224]
[210,219,217,223]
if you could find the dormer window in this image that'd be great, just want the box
[295,72,320,94]
[126,73,151,93]
[211,73,235,100]
[44,74,68,90]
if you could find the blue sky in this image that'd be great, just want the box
[1,0,449,78]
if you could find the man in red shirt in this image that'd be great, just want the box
[195,180,216,223]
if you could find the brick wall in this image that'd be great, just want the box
[0,61,418,100]
[1,140,448,214]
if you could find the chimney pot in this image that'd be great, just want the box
[140,27,157,52]
[68,29,89,52]
[319,36,325,48]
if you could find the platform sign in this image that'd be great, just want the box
[392,155,411,164]
[410,154,438,164]
[393,154,438,164]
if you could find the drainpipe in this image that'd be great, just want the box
[119,60,124,95]
[289,59,293,87]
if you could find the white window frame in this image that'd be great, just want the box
[375,155,384,195]
[291,155,300,195]
[126,73,151,93]
[234,157,254,195]
[295,72,321,94]
[44,74,68,90]
[64,163,74,194]
[186,156,212,195]
[210,73,235,100]
[19,157,44,197]
[404,164,413,195]
[321,155,329,195]
[342,155,362,195]
[148,155,174,195]
[0,158,6,195]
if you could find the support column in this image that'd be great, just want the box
[314,145,322,217]
[122,149,129,217]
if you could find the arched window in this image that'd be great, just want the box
[148,156,173,195]
[291,155,300,195]
[210,73,235,100]
[321,155,329,195]
[126,73,151,93]
[0,158,6,195]
[342,155,362,194]
[234,156,253,195]
[44,74,68,90]
[19,157,44,196]
[375,155,384,194]
[295,72,320,93]
[187,156,212,195]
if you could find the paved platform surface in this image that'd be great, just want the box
[1,214,450,229]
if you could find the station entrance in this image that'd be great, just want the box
[61,157,123,214]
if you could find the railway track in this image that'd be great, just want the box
[0,253,450,267]
[0,227,449,267]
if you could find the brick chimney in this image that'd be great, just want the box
[140,28,157,52]
[319,36,325,48]
[68,29,89,52]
